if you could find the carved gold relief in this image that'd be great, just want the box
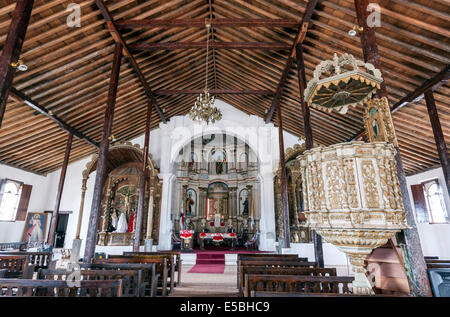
[364,97,399,147]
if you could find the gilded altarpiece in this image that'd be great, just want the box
[97,163,161,246]
[274,143,313,244]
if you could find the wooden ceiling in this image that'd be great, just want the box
[0,0,448,176]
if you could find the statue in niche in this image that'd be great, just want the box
[239,189,249,216]
[127,208,135,233]
[185,189,196,216]
[108,210,119,232]
[243,197,249,216]
[115,211,128,233]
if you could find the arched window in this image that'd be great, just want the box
[0,180,22,221]
[424,179,448,223]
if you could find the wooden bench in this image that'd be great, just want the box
[124,251,182,286]
[239,267,336,297]
[38,269,142,297]
[94,257,169,296]
[0,278,122,297]
[0,255,34,278]
[111,254,175,293]
[236,254,303,288]
[0,242,27,251]
[238,258,316,295]
[79,262,158,297]
[425,259,450,269]
[0,252,53,270]
[244,274,354,297]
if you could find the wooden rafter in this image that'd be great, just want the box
[9,87,99,148]
[264,0,319,123]
[154,89,274,95]
[130,42,291,50]
[95,0,167,123]
[115,18,300,29]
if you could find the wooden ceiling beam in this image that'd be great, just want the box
[130,41,291,50]
[154,89,274,95]
[9,87,99,148]
[264,0,319,123]
[115,18,300,29]
[95,0,167,123]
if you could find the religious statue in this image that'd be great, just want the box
[242,197,249,216]
[108,210,119,232]
[127,208,135,233]
[114,212,128,233]
[185,193,194,216]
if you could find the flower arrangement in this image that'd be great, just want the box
[212,235,223,242]
[180,230,193,239]
[229,232,236,238]
[199,232,207,238]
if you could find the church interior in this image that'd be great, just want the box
[0,0,449,299]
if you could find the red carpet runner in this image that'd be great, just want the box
[188,252,225,274]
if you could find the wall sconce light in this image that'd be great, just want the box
[11,59,28,71]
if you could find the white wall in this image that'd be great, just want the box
[0,164,53,243]
[406,167,450,259]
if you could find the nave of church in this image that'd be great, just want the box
[0,0,449,304]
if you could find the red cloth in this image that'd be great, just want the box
[127,212,135,232]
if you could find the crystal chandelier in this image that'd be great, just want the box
[189,23,222,124]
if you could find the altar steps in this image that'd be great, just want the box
[196,253,225,265]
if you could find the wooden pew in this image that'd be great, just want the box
[0,255,34,278]
[0,242,27,251]
[111,254,175,293]
[236,254,302,289]
[79,262,158,297]
[124,251,182,286]
[94,257,169,296]
[239,267,336,297]
[238,259,316,296]
[38,269,141,297]
[0,251,53,270]
[0,279,122,297]
[244,274,354,297]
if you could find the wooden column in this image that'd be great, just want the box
[84,43,122,263]
[425,91,450,196]
[0,0,34,127]
[47,133,73,247]
[133,99,152,251]
[75,178,88,239]
[296,43,324,268]
[276,98,290,249]
[355,0,431,297]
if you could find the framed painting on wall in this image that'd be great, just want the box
[22,212,48,243]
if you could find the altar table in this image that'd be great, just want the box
[198,233,237,250]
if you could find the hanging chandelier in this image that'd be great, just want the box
[189,23,222,124]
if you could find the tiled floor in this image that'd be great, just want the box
[170,265,238,297]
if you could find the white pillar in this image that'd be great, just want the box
[157,173,175,250]
[258,172,276,251]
